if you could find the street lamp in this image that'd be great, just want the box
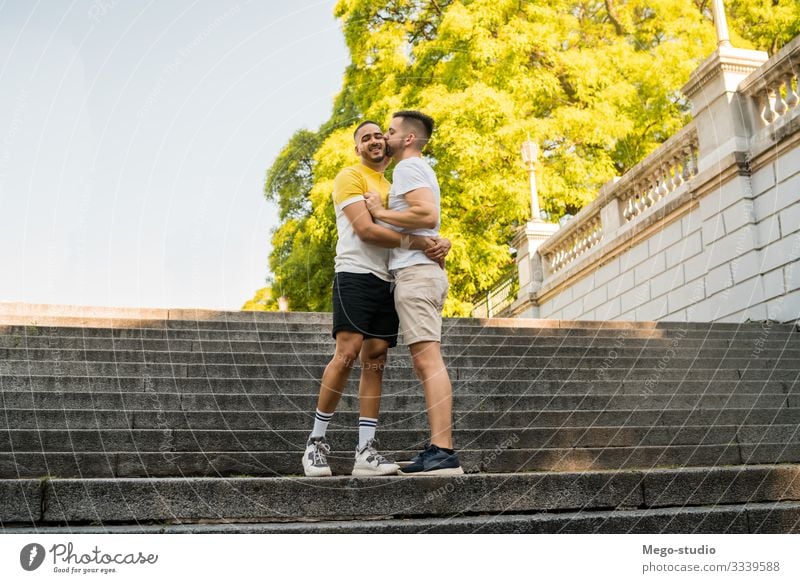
[711,0,732,48]
[520,135,542,222]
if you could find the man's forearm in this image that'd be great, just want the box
[374,207,437,230]
[358,223,429,250]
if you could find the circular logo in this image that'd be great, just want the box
[20,543,46,571]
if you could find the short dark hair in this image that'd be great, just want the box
[392,110,434,144]
[353,120,381,140]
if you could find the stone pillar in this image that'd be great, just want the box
[512,220,559,308]
[681,45,767,173]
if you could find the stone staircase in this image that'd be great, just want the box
[1,305,800,533]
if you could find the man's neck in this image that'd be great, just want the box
[395,149,422,162]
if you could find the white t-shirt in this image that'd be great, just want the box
[332,164,392,281]
[388,157,441,272]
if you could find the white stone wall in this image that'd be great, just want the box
[537,145,800,323]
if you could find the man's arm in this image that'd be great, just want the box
[364,188,438,230]
[342,200,432,250]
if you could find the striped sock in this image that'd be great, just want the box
[311,409,334,439]
[358,417,378,450]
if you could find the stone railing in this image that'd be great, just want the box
[545,214,603,274]
[471,274,517,319]
[739,35,800,130]
[618,125,700,223]
[538,123,699,276]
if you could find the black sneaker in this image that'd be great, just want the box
[397,444,464,475]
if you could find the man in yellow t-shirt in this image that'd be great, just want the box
[302,120,449,477]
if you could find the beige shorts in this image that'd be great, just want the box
[393,263,449,345]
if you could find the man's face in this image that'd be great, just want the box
[354,123,386,163]
[383,117,407,159]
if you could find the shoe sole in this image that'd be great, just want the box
[351,465,400,477]
[302,461,332,477]
[397,466,464,476]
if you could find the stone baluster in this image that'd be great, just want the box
[785,72,799,109]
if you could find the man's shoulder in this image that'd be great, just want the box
[396,156,434,176]
[335,164,365,180]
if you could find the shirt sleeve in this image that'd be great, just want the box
[332,168,366,208]
[392,159,432,195]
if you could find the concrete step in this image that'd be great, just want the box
[0,424,784,453]
[6,348,800,370]
[6,334,795,352]
[3,323,794,342]
[0,390,791,412]
[4,407,799,431]
[2,375,796,397]
[0,444,751,478]
[3,361,798,382]
[3,442,797,478]
[6,313,791,333]
[5,500,797,533]
[3,464,799,526]
[4,303,791,331]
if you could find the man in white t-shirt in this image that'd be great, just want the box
[364,110,462,475]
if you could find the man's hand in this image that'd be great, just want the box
[363,191,384,219]
[424,237,451,261]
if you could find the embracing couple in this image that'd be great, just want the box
[301,110,462,477]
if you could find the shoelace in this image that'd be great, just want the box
[312,440,330,466]
[363,439,390,464]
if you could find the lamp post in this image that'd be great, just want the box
[520,135,542,222]
[511,134,558,317]
[711,0,732,48]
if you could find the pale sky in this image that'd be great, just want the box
[0,0,348,310]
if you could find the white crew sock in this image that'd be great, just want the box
[311,409,334,439]
[358,417,378,450]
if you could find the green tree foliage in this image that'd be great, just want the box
[707,0,800,55]
[251,0,795,315]
[241,286,278,311]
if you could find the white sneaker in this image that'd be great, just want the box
[302,436,332,477]
[352,438,399,476]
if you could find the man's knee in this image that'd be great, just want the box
[332,336,362,369]
[411,344,445,375]
[360,342,389,371]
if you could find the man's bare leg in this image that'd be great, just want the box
[314,331,363,416]
[351,338,400,475]
[303,331,365,477]
[409,340,453,449]
[358,338,390,420]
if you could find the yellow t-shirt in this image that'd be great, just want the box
[332,163,392,281]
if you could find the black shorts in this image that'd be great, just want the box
[332,272,399,348]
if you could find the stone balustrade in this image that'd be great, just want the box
[619,126,699,223]
[739,35,800,130]
[537,124,699,277]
